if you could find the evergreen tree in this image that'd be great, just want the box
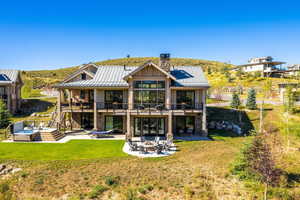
[230,92,241,109]
[284,86,296,114]
[246,88,257,110]
[0,99,11,128]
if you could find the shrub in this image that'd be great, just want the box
[125,189,146,200]
[138,184,153,194]
[88,185,108,199]
[0,182,9,193]
[0,99,11,129]
[0,182,12,200]
[104,176,119,187]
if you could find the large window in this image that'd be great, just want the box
[134,80,165,89]
[176,90,195,109]
[105,90,123,109]
[133,81,165,109]
[105,116,123,133]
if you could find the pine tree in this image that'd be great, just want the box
[246,88,257,110]
[284,86,296,114]
[0,99,11,128]
[230,92,241,109]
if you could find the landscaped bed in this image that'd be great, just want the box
[0,140,127,160]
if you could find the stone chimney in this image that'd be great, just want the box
[159,53,171,72]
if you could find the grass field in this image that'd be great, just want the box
[0,105,299,199]
[0,140,127,161]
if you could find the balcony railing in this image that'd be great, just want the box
[171,103,203,110]
[61,102,203,111]
[134,103,165,110]
[96,102,128,110]
[61,102,94,109]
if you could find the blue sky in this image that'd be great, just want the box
[0,0,299,70]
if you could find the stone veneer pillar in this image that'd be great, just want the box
[202,89,208,136]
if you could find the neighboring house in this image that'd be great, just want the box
[0,69,23,114]
[237,56,285,77]
[286,64,300,76]
[55,54,210,138]
[278,83,300,103]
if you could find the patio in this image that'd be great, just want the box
[123,137,177,158]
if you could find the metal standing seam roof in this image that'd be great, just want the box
[0,69,20,84]
[56,65,210,88]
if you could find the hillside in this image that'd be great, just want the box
[21,57,231,97]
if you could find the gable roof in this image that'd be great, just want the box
[0,69,21,84]
[62,66,96,83]
[123,62,176,81]
[56,65,209,88]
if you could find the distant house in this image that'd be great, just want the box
[54,54,210,138]
[286,64,300,76]
[0,70,23,114]
[237,56,285,77]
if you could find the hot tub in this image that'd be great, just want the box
[13,130,40,141]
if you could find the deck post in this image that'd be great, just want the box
[201,89,208,136]
[166,78,171,109]
[167,111,173,141]
[126,111,131,140]
[128,79,133,109]
[57,89,62,124]
[93,89,99,130]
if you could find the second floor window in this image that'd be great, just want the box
[176,90,195,109]
[105,90,124,109]
[134,80,165,89]
[80,90,86,99]
[81,73,87,80]
[133,80,165,109]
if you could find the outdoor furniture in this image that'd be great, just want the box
[90,130,113,138]
[129,142,139,151]
[156,144,163,154]
[154,136,160,144]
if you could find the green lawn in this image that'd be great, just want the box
[0,140,127,160]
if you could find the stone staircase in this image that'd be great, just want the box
[40,129,65,141]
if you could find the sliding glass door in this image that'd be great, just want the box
[134,117,165,136]
[175,116,195,135]
[105,116,123,133]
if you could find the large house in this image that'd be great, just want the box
[55,54,210,139]
[238,56,285,77]
[0,69,23,114]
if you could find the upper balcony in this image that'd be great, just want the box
[61,102,203,111]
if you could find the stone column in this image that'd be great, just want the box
[126,111,131,140]
[93,89,99,130]
[57,89,62,128]
[167,111,173,140]
[202,89,208,136]
[11,84,17,114]
[166,78,171,109]
[128,79,133,109]
[6,86,11,113]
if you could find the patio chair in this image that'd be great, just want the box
[139,145,146,154]
[156,144,163,154]
[154,136,160,144]
[129,142,138,151]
